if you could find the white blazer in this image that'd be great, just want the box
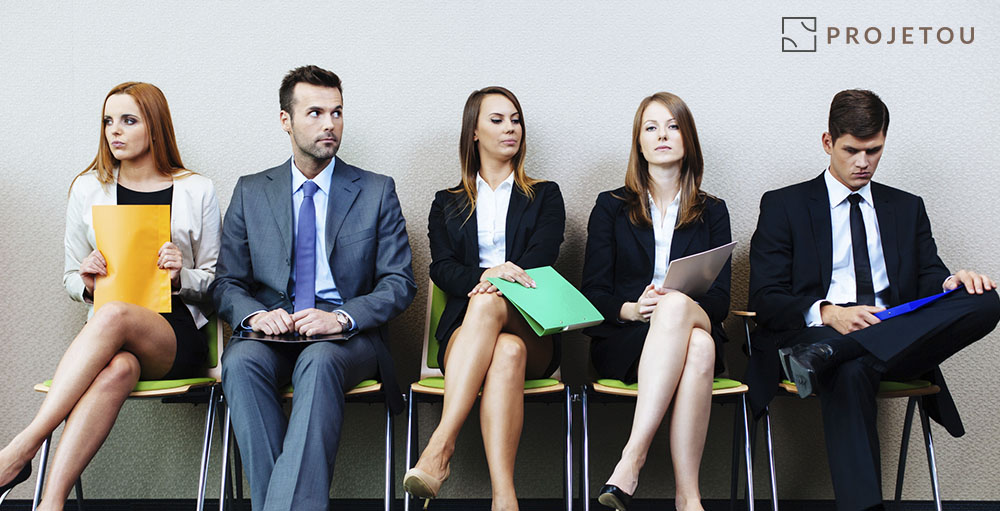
[63,169,222,328]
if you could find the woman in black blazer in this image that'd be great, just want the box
[582,93,731,511]
[403,87,565,507]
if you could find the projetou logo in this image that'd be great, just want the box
[782,17,975,52]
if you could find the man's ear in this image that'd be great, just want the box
[821,132,834,155]
[280,110,292,134]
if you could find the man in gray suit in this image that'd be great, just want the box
[210,65,415,510]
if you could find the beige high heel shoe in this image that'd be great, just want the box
[402,464,451,498]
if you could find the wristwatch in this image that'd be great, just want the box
[334,311,352,331]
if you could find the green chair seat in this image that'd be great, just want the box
[596,377,744,392]
[41,377,216,392]
[280,379,379,394]
[415,376,560,390]
[781,379,932,392]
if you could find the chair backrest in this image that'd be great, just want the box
[417,280,562,382]
[203,312,224,381]
[418,281,448,381]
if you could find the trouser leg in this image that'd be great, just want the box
[221,340,293,511]
[262,336,377,511]
[819,359,882,511]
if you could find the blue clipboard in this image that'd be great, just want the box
[873,286,961,320]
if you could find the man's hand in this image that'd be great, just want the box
[291,309,344,337]
[249,309,295,335]
[945,269,996,294]
[820,303,885,335]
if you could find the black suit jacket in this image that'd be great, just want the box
[746,173,961,435]
[428,180,566,347]
[582,188,732,375]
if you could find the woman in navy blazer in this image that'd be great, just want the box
[403,87,565,507]
[582,93,731,511]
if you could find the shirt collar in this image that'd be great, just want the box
[291,156,335,195]
[647,190,682,212]
[824,167,873,208]
[476,171,515,193]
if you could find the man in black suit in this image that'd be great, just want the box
[747,89,1000,511]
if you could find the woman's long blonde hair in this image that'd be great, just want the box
[71,82,190,192]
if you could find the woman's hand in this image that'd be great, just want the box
[79,249,107,295]
[481,261,535,288]
[157,242,183,290]
[619,284,673,322]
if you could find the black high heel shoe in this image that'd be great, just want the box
[597,484,633,510]
[0,464,32,505]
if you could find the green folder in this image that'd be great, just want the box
[487,266,604,336]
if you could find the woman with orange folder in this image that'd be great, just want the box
[581,92,732,511]
[403,87,565,508]
[0,82,220,510]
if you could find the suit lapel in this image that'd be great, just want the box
[461,206,479,266]
[263,162,294,260]
[325,158,361,262]
[807,174,833,293]
[504,187,527,261]
[872,183,900,305]
[628,215,655,269]
[669,221,696,262]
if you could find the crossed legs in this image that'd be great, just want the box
[411,291,553,511]
[0,301,177,510]
[605,292,714,511]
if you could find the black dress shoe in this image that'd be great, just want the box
[0,464,32,504]
[777,343,836,398]
[597,484,633,510]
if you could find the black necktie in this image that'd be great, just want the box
[847,193,876,306]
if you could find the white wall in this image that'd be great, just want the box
[1,0,997,501]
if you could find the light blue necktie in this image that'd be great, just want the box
[294,181,318,312]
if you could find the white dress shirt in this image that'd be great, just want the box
[649,191,682,287]
[805,169,891,326]
[476,172,515,268]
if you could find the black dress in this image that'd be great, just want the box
[117,184,206,379]
[581,189,732,383]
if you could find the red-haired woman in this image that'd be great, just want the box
[403,87,565,510]
[0,82,220,510]
[582,92,731,511]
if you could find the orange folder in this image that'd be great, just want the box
[92,205,172,313]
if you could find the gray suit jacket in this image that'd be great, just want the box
[211,157,416,413]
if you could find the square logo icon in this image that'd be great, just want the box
[782,17,817,52]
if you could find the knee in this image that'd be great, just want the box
[973,289,1000,324]
[295,343,348,385]
[650,292,695,323]
[490,334,527,372]
[88,301,131,335]
[685,329,716,374]
[466,291,507,320]
[93,352,140,392]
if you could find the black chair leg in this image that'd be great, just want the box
[73,477,84,511]
[894,397,917,503]
[918,401,943,511]
[580,386,590,511]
